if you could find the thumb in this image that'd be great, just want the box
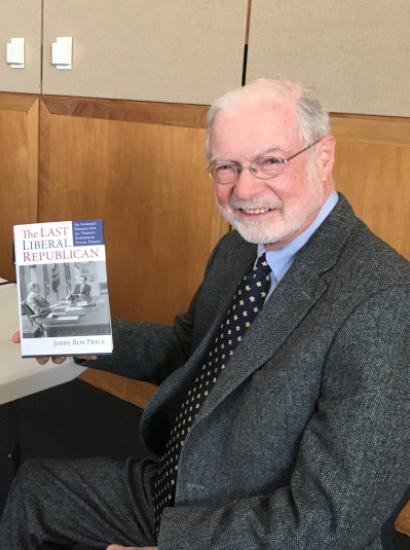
[11,331,21,344]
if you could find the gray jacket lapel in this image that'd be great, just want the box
[195,260,327,423]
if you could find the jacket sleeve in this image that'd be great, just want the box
[89,306,196,385]
[158,286,410,549]
[89,238,224,385]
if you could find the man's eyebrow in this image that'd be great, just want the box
[209,155,231,163]
[210,146,284,163]
[256,146,285,156]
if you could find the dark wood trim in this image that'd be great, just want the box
[330,112,410,146]
[41,95,209,128]
[330,112,410,123]
[0,93,39,113]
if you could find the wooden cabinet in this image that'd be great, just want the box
[0,1,409,322]
[0,94,39,281]
[39,96,228,323]
[0,2,241,322]
[331,114,410,261]
[0,93,229,323]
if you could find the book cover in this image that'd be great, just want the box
[13,219,113,357]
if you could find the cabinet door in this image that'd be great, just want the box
[331,114,410,261]
[0,94,39,280]
[0,0,42,94]
[39,96,228,324]
[247,0,410,117]
[42,0,248,104]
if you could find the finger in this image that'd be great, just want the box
[11,331,21,344]
[77,355,97,360]
[13,332,68,366]
[51,356,67,364]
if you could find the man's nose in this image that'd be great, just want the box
[233,168,266,200]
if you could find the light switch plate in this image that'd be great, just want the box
[51,37,73,70]
[6,37,25,69]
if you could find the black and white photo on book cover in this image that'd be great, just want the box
[13,219,113,357]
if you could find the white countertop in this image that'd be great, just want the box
[0,280,86,405]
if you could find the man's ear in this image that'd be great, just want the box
[316,135,336,183]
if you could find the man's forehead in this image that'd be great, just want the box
[210,98,300,156]
[217,96,295,119]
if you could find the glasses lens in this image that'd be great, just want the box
[257,157,285,179]
[210,162,238,184]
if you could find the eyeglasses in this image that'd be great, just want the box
[208,138,322,185]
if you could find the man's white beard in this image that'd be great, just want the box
[217,173,324,246]
[218,205,304,245]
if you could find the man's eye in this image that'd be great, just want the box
[216,163,235,172]
[263,157,282,166]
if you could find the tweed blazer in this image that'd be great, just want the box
[73,282,92,297]
[26,291,51,315]
[99,195,410,549]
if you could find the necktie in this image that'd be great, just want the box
[152,253,271,533]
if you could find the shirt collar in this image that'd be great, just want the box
[257,191,339,285]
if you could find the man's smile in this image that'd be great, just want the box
[238,207,273,215]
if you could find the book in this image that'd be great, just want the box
[13,219,113,357]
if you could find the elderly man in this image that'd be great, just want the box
[73,275,92,298]
[1,79,409,549]
[26,282,52,316]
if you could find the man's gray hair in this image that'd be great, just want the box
[205,78,330,158]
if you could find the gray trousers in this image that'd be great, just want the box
[0,456,158,549]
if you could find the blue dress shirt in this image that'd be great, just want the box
[257,191,339,297]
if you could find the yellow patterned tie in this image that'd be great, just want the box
[152,253,271,533]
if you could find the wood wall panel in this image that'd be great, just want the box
[39,97,228,325]
[331,114,410,260]
[0,93,39,280]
